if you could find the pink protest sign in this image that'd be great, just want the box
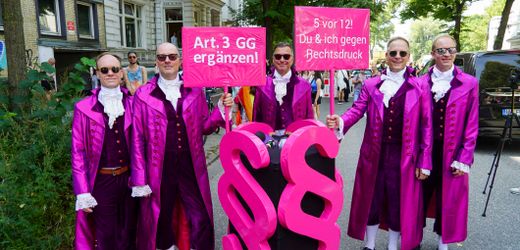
[294,6,370,70]
[182,27,266,87]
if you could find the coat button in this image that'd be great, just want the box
[116,140,121,144]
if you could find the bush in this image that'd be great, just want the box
[0,57,95,249]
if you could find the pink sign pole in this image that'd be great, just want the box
[294,6,370,117]
[224,85,230,132]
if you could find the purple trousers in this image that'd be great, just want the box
[423,141,444,235]
[367,142,402,231]
[156,152,213,250]
[91,172,137,250]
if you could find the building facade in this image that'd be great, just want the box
[104,0,226,67]
[0,0,107,81]
[487,1,520,50]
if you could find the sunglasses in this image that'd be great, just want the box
[434,47,457,55]
[156,54,179,62]
[98,66,121,74]
[388,51,408,58]
[274,54,291,60]
[128,56,136,59]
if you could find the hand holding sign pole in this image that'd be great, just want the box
[294,6,370,119]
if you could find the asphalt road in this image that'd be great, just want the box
[203,97,520,250]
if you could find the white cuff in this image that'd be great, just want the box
[421,169,431,176]
[218,100,232,120]
[131,185,152,197]
[335,118,345,140]
[451,161,470,173]
[75,193,98,211]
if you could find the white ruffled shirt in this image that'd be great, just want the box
[431,65,454,102]
[158,74,182,111]
[379,68,406,108]
[273,70,292,105]
[98,86,125,129]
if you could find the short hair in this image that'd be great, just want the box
[431,34,457,51]
[272,42,293,55]
[95,52,122,67]
[386,37,410,50]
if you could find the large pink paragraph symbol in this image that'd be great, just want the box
[218,122,277,250]
[278,124,343,250]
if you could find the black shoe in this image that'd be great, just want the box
[363,247,375,250]
[412,245,421,250]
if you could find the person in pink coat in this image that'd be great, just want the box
[130,43,233,250]
[420,34,478,250]
[71,52,136,249]
[327,37,433,250]
[252,42,314,131]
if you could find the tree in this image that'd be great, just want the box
[234,0,383,57]
[1,0,28,112]
[370,6,394,59]
[409,17,445,62]
[493,0,515,50]
[396,0,477,52]
[459,0,505,51]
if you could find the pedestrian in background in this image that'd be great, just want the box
[420,34,478,250]
[123,51,147,95]
[327,37,432,250]
[71,52,136,249]
[352,70,366,102]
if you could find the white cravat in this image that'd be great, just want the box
[379,68,406,107]
[273,70,292,105]
[431,65,454,102]
[158,74,182,111]
[98,86,125,129]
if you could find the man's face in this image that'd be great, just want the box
[156,43,181,79]
[385,39,410,72]
[272,46,293,76]
[431,37,457,71]
[96,55,123,89]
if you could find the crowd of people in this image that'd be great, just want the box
[71,34,479,250]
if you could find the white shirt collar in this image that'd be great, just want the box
[98,86,124,129]
[379,67,406,108]
[431,65,454,102]
[158,73,182,110]
[274,70,292,81]
[273,70,291,105]
[432,65,454,80]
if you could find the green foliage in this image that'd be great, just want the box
[370,6,395,51]
[234,0,383,46]
[0,58,92,248]
[409,17,446,61]
[459,0,506,52]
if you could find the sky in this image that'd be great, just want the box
[391,0,494,39]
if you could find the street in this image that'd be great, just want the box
[203,97,520,250]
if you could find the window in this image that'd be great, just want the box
[38,0,62,35]
[77,2,95,39]
[165,8,183,48]
[119,1,142,48]
[211,10,220,26]
[0,0,4,30]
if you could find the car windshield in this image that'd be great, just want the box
[476,53,520,90]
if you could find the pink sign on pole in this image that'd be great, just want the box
[182,27,266,87]
[294,6,370,71]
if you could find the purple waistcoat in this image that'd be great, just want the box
[274,82,295,130]
[93,102,130,168]
[381,82,410,144]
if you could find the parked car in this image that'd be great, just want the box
[419,50,520,137]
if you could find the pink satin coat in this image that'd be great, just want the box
[71,88,133,250]
[130,76,224,250]
[421,66,478,243]
[341,74,433,250]
[252,71,314,127]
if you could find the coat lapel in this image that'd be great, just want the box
[123,95,132,143]
[371,77,385,121]
[182,87,197,115]
[404,79,420,114]
[448,68,472,106]
[78,90,105,129]
[141,77,167,118]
